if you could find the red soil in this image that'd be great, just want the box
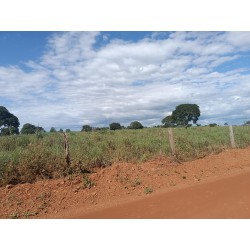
[1,148,250,219]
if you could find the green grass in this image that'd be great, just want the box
[1,126,250,186]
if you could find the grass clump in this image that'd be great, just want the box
[144,187,153,194]
[82,174,95,189]
[9,213,20,219]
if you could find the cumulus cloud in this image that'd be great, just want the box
[0,31,250,130]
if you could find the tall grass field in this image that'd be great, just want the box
[1,126,250,186]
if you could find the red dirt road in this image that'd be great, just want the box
[51,170,250,219]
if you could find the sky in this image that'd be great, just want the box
[1,31,250,131]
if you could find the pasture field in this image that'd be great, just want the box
[1,126,250,186]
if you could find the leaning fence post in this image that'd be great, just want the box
[168,128,176,155]
[229,125,236,148]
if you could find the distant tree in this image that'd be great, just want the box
[172,104,200,127]
[50,127,56,133]
[21,123,37,134]
[209,123,218,127]
[243,121,250,126]
[36,126,46,133]
[93,127,101,131]
[81,125,92,132]
[224,123,228,126]
[1,126,19,136]
[161,115,176,128]
[93,127,109,131]
[128,121,144,129]
[65,129,71,132]
[59,128,63,133]
[0,106,20,135]
[21,124,46,134]
[109,122,122,130]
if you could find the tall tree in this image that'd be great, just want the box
[0,106,20,135]
[172,104,200,127]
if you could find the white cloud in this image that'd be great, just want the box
[225,32,250,50]
[1,31,250,130]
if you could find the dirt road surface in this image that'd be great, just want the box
[66,170,250,219]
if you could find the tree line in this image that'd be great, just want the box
[0,104,201,136]
[0,105,147,135]
[81,121,144,132]
[3,103,247,136]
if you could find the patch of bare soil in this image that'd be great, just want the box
[1,148,250,219]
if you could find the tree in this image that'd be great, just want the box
[21,123,37,134]
[65,129,71,132]
[161,115,176,127]
[1,126,19,136]
[36,126,46,133]
[209,123,218,127]
[50,127,56,133]
[93,127,109,131]
[0,106,20,135]
[109,122,122,130]
[243,121,250,126]
[128,121,144,129]
[20,124,46,134]
[172,104,200,127]
[81,125,92,132]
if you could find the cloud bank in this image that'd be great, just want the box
[1,31,250,130]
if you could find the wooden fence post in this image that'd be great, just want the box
[63,132,71,169]
[229,125,236,148]
[168,128,176,155]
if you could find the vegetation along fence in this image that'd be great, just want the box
[1,125,250,186]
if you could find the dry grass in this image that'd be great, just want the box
[1,126,250,186]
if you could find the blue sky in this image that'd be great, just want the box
[1,31,250,131]
[0,32,51,66]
